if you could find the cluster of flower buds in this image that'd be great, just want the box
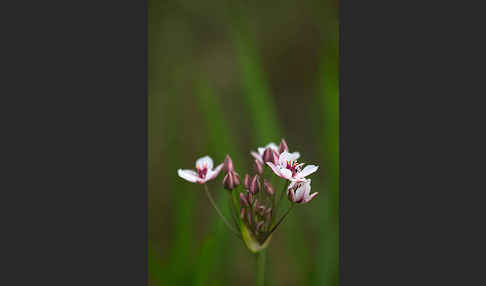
[237,172,277,242]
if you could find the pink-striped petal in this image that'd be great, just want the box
[196,156,213,170]
[266,162,281,176]
[297,165,318,178]
[177,169,199,183]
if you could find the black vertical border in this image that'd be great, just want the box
[2,0,148,284]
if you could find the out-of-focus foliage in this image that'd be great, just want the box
[148,0,338,285]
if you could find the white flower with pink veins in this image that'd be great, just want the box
[287,179,318,204]
[266,151,318,182]
[177,156,223,184]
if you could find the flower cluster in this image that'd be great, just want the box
[177,139,319,253]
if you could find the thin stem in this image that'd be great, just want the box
[273,180,289,224]
[264,203,294,242]
[203,184,241,239]
[256,249,266,286]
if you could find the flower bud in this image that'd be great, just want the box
[263,148,279,165]
[279,138,289,154]
[233,172,241,185]
[263,179,274,196]
[250,174,260,194]
[262,148,275,164]
[224,155,234,172]
[243,174,251,189]
[247,211,252,225]
[254,159,263,175]
[239,192,249,207]
[240,208,246,219]
[223,172,235,191]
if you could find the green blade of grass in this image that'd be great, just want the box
[193,79,245,286]
[232,29,280,144]
[149,50,200,284]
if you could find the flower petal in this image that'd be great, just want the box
[294,182,306,203]
[265,142,279,151]
[207,163,223,180]
[257,147,266,155]
[289,151,300,160]
[302,179,311,197]
[288,180,298,189]
[304,192,319,203]
[298,165,319,178]
[266,162,281,176]
[251,151,263,162]
[278,151,292,165]
[196,156,213,170]
[177,169,199,183]
[279,168,293,180]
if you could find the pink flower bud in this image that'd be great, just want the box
[243,174,251,189]
[262,148,275,164]
[254,159,263,175]
[239,192,249,207]
[279,138,289,154]
[233,172,241,185]
[250,174,260,194]
[222,172,235,191]
[263,179,274,196]
[223,170,240,191]
[253,199,259,209]
[247,211,252,225]
[224,155,234,172]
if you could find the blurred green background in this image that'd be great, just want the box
[148,0,338,285]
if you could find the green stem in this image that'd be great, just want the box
[203,184,241,239]
[273,180,289,224]
[265,203,294,242]
[256,249,266,286]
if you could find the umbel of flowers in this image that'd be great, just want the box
[177,139,319,254]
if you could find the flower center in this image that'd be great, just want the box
[285,160,300,176]
[196,165,208,178]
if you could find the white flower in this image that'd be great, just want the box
[287,179,318,204]
[177,155,223,184]
[251,141,300,163]
[266,151,318,182]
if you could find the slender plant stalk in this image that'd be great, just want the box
[273,180,289,224]
[256,249,266,286]
[203,184,241,238]
[265,203,295,241]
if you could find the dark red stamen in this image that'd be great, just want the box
[197,166,208,178]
